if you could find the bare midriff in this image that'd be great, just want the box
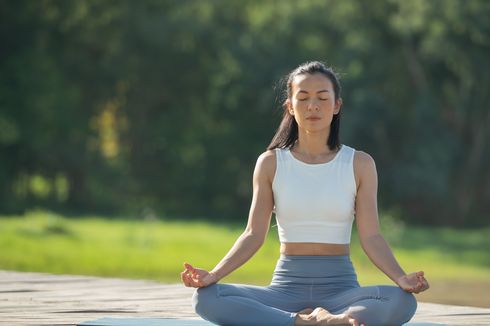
[280,242,350,256]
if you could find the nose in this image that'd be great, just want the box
[308,101,320,111]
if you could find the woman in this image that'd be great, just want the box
[181,61,429,326]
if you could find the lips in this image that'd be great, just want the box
[306,117,321,120]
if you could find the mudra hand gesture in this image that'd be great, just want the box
[397,271,429,293]
[181,263,218,288]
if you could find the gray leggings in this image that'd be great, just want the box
[192,255,417,326]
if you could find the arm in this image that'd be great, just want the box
[181,150,275,287]
[354,151,429,293]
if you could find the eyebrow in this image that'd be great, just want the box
[297,90,330,95]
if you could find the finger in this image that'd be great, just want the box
[181,271,190,282]
[183,269,193,280]
[184,262,194,272]
[407,285,417,292]
[183,268,192,277]
[413,285,422,292]
[187,268,198,278]
[183,273,194,287]
[184,272,198,288]
[181,273,191,287]
[187,277,198,288]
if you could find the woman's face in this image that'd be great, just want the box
[288,73,342,133]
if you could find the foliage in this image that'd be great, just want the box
[0,0,489,225]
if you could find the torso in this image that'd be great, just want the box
[280,242,350,256]
[272,144,359,256]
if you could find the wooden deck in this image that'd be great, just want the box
[1,270,489,325]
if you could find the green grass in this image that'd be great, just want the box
[1,210,489,306]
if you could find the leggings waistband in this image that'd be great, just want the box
[271,254,358,286]
[279,254,352,260]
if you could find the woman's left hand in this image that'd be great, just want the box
[396,271,430,293]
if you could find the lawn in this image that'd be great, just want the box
[0,210,488,307]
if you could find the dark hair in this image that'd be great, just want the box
[267,61,342,151]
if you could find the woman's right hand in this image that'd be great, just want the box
[181,262,218,288]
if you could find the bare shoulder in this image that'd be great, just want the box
[254,149,276,183]
[354,150,376,168]
[258,149,276,161]
[353,150,377,186]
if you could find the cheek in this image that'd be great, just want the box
[322,100,337,112]
[292,99,303,108]
[292,102,307,114]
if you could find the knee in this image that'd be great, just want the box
[192,284,219,318]
[401,290,418,321]
[386,287,418,325]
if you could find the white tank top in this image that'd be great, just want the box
[272,144,357,244]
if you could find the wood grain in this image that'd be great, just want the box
[0,270,489,325]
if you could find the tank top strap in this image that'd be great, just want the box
[274,147,287,166]
[336,144,355,164]
[348,146,356,170]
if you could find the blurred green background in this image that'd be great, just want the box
[0,0,489,308]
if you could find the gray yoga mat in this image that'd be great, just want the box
[78,317,215,326]
[78,317,446,326]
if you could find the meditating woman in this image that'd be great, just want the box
[181,61,429,326]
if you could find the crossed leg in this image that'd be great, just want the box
[192,283,417,326]
[317,285,417,325]
[193,283,301,325]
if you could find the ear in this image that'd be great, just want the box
[334,98,343,115]
[284,99,294,115]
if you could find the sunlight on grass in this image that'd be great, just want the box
[0,210,488,288]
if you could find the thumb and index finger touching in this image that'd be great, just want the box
[183,262,195,272]
[183,262,205,278]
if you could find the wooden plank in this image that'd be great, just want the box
[0,270,489,325]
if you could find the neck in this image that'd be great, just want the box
[294,128,332,155]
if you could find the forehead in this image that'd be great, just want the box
[291,73,334,92]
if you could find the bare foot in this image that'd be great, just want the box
[295,307,363,326]
[298,308,315,315]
